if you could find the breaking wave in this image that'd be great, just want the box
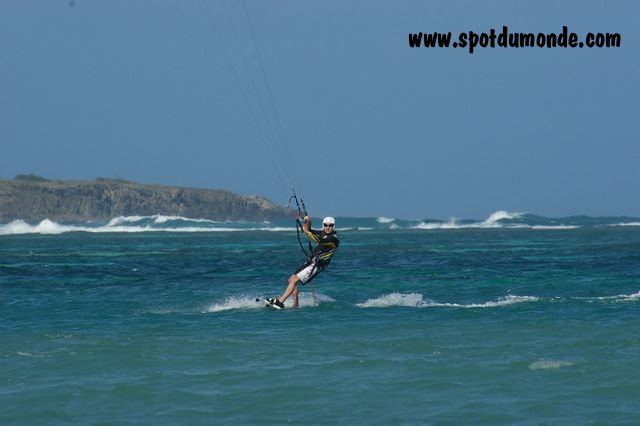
[2,211,640,235]
[377,217,396,224]
[0,216,294,236]
[412,210,579,230]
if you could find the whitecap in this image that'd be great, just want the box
[411,211,579,231]
[357,293,539,309]
[455,295,539,308]
[106,214,221,226]
[422,295,539,308]
[16,351,46,358]
[412,219,462,230]
[106,215,147,226]
[377,217,396,224]
[530,225,579,230]
[0,219,74,235]
[483,210,522,225]
[587,291,640,302]
[151,215,220,224]
[357,293,431,308]
[625,291,640,300]
[412,213,515,230]
[0,217,296,235]
[529,360,574,370]
[0,219,35,235]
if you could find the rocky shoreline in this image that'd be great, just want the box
[0,176,289,223]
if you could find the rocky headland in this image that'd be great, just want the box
[0,175,289,223]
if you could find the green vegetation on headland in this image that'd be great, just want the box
[0,176,289,223]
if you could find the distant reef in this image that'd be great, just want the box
[0,175,290,223]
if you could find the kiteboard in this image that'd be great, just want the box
[262,298,284,310]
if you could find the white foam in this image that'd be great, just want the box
[413,219,461,230]
[16,352,39,357]
[0,219,74,235]
[0,217,296,235]
[611,222,640,227]
[205,293,335,313]
[0,220,32,235]
[357,293,539,309]
[205,296,264,313]
[151,215,221,224]
[625,291,640,300]
[357,293,429,308]
[413,222,576,230]
[484,210,522,224]
[377,217,396,224]
[107,215,147,226]
[587,290,640,302]
[530,225,579,230]
[411,210,576,231]
[529,360,574,370]
[452,295,539,308]
[412,211,519,230]
[413,211,522,229]
[107,214,221,226]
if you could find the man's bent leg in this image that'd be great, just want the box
[278,274,301,305]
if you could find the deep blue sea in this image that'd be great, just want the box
[2,212,639,424]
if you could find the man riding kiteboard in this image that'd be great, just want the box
[266,215,339,309]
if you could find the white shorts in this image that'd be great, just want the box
[296,261,321,284]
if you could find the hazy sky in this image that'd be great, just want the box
[2,0,638,219]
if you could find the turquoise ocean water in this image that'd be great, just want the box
[2,212,639,424]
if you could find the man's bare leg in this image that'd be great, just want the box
[278,274,301,306]
[292,285,299,308]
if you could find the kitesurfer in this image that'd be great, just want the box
[267,216,340,308]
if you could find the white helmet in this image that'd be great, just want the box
[322,216,335,226]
